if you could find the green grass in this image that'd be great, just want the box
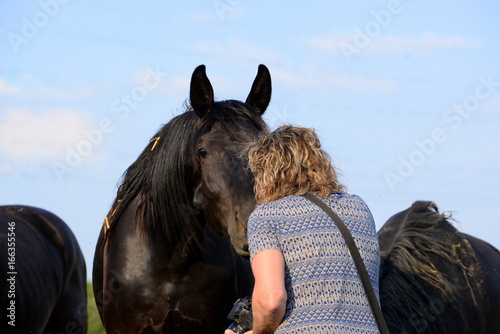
[87,282,106,334]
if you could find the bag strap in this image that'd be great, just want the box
[302,194,389,334]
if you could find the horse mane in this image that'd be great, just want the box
[379,201,472,332]
[102,110,201,251]
[102,99,267,252]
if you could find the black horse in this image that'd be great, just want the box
[92,65,271,333]
[378,201,500,333]
[0,205,87,333]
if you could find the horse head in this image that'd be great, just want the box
[190,65,271,256]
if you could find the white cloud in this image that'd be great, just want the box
[193,38,281,66]
[161,75,191,98]
[305,32,480,57]
[186,11,219,24]
[0,77,95,101]
[191,36,400,93]
[369,32,479,54]
[30,86,95,100]
[271,68,310,89]
[481,94,500,114]
[177,39,400,95]
[0,80,23,94]
[131,67,190,99]
[0,108,96,165]
[273,65,399,93]
[333,72,398,92]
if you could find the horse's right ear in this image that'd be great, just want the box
[245,64,272,115]
[190,65,214,118]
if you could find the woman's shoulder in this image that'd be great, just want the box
[254,196,295,212]
[256,193,364,207]
[253,193,369,215]
[251,195,306,218]
[327,192,374,220]
[328,191,367,205]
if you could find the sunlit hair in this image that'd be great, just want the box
[248,125,345,204]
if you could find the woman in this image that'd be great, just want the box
[227,125,380,333]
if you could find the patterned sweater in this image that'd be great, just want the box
[248,193,380,333]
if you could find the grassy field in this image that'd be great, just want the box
[87,282,106,333]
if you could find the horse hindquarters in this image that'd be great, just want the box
[0,206,87,333]
[1,216,58,333]
[30,207,88,333]
[45,232,88,332]
[462,234,500,332]
[378,201,500,334]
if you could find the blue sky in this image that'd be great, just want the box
[1,1,499,278]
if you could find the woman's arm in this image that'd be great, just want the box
[250,249,287,334]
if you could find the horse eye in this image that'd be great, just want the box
[198,148,207,158]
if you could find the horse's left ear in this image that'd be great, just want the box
[245,64,272,115]
[190,65,215,118]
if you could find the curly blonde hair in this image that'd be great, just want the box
[248,125,345,204]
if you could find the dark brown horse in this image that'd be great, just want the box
[0,205,87,333]
[378,201,500,333]
[92,65,271,333]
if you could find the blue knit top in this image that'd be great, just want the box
[248,193,380,333]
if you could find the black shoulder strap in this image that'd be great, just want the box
[302,194,389,334]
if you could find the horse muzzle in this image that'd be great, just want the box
[229,214,250,257]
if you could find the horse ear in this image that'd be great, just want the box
[245,64,272,115]
[190,65,214,118]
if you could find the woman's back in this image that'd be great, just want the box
[248,192,380,333]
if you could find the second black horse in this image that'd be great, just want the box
[379,201,500,333]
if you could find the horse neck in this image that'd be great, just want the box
[111,195,206,271]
